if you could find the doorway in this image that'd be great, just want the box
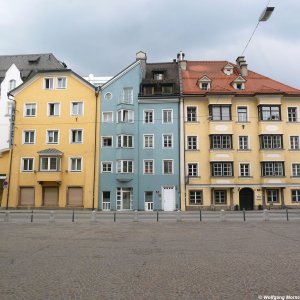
[239,188,254,210]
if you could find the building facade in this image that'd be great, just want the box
[2,69,99,209]
[180,56,300,210]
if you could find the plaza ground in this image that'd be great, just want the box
[0,221,300,299]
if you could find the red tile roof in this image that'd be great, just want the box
[182,61,300,96]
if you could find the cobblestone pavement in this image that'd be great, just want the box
[0,222,300,300]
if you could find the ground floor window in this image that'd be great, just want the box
[102,191,111,210]
[266,189,279,202]
[214,190,227,204]
[189,190,203,205]
[144,191,153,211]
[291,190,300,202]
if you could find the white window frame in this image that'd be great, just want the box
[116,160,134,173]
[239,163,251,177]
[70,129,83,144]
[104,92,113,101]
[24,103,37,117]
[186,106,198,122]
[186,136,198,150]
[101,136,113,148]
[238,135,250,150]
[46,129,59,144]
[23,130,35,144]
[101,161,113,173]
[291,190,300,202]
[117,135,133,148]
[39,156,61,172]
[214,190,227,204]
[237,106,248,122]
[143,134,154,149]
[47,102,60,117]
[187,163,199,177]
[266,189,279,203]
[122,87,133,104]
[117,109,134,123]
[162,159,174,175]
[44,77,54,90]
[21,157,34,172]
[69,157,83,172]
[162,109,173,124]
[144,109,154,124]
[57,77,67,89]
[291,163,300,177]
[162,134,173,149]
[143,160,154,175]
[70,101,84,116]
[287,107,298,123]
[102,111,113,123]
[189,190,203,205]
[290,135,300,150]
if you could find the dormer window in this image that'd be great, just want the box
[162,84,173,94]
[197,76,211,91]
[232,75,246,90]
[236,83,244,90]
[223,63,234,76]
[143,85,155,95]
[153,72,164,80]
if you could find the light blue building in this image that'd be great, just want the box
[99,52,180,211]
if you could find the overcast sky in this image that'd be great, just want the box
[1,0,299,88]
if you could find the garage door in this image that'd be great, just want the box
[68,187,83,207]
[20,187,35,206]
[43,187,59,207]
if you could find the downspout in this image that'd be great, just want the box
[92,87,100,211]
[6,93,16,210]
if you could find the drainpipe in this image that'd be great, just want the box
[6,93,16,210]
[92,87,100,211]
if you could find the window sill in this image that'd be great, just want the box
[185,149,200,151]
[235,121,250,124]
[289,149,300,151]
[210,149,234,152]
[290,176,300,178]
[211,176,234,178]
[238,176,253,179]
[262,176,286,178]
[209,120,232,122]
[237,149,251,152]
[185,121,200,124]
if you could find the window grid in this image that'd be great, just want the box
[21,158,34,172]
[188,163,198,177]
[210,105,231,121]
[290,136,299,150]
[163,110,172,124]
[288,107,297,122]
[117,160,133,173]
[144,110,154,124]
[189,190,203,205]
[144,135,154,148]
[71,130,83,143]
[214,190,227,204]
[239,136,249,150]
[163,160,173,174]
[260,135,283,149]
[292,163,300,177]
[47,130,59,144]
[291,190,300,202]
[267,189,279,202]
[261,162,284,177]
[163,134,173,148]
[71,102,83,115]
[25,103,36,117]
[102,162,112,173]
[144,160,154,174]
[40,157,60,171]
[210,135,232,149]
[240,163,250,177]
[186,107,197,122]
[187,136,197,150]
[259,105,281,121]
[211,162,233,177]
[70,158,82,172]
[23,131,35,144]
[237,107,248,122]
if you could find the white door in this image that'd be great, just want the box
[162,186,175,211]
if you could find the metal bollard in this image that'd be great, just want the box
[176,210,182,222]
[156,210,159,222]
[286,208,289,221]
[199,209,202,222]
[133,210,138,222]
[91,210,96,222]
[220,209,225,222]
[263,209,269,221]
[31,210,33,223]
[243,209,246,222]
[4,211,10,222]
[114,212,116,222]
[72,210,75,223]
[49,211,55,223]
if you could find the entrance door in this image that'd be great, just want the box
[43,187,59,207]
[123,190,131,210]
[239,188,254,210]
[162,186,175,211]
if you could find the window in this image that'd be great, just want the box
[104,92,112,101]
[211,162,233,177]
[266,189,279,202]
[24,103,36,117]
[189,190,202,205]
[163,110,172,124]
[163,134,173,148]
[200,82,209,90]
[71,102,83,116]
[259,105,281,121]
[145,191,154,211]
[102,191,111,210]
[144,110,154,124]
[292,163,300,177]
[57,77,67,89]
[47,130,59,144]
[143,85,155,95]
[144,160,154,174]
[48,103,60,116]
[188,163,198,177]
[6,102,14,116]
[187,136,197,150]
[187,107,197,122]
[214,190,227,204]
[210,135,232,150]
[117,109,134,123]
[70,157,82,172]
[240,163,250,177]
[239,136,249,150]
[291,190,300,202]
[162,85,173,94]
[261,162,284,177]
[23,130,35,144]
[288,107,298,122]
[144,135,154,148]
[260,135,283,149]
[102,112,113,123]
[153,72,164,80]
[44,78,54,89]
[21,158,34,172]
[101,162,112,173]
[235,83,244,90]
[237,107,248,122]
[71,129,83,143]
[102,137,113,147]
[163,160,173,174]
[209,105,231,121]
[117,135,133,148]
[40,157,60,171]
[290,136,299,150]
[8,79,16,91]
[122,87,133,104]
[117,160,133,173]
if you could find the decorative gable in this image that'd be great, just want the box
[232,75,246,90]
[223,63,234,75]
[197,75,212,91]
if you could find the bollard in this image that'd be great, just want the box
[243,208,246,222]
[176,210,182,222]
[49,211,55,223]
[156,210,159,222]
[286,208,289,221]
[31,210,33,223]
[220,209,225,222]
[199,209,202,222]
[91,210,96,222]
[133,210,138,222]
[4,211,10,222]
[263,209,269,221]
[114,212,116,222]
[72,210,75,223]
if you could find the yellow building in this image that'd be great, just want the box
[179,57,300,210]
[1,69,99,209]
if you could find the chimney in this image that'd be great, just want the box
[136,51,147,79]
[236,56,248,77]
[177,51,186,70]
